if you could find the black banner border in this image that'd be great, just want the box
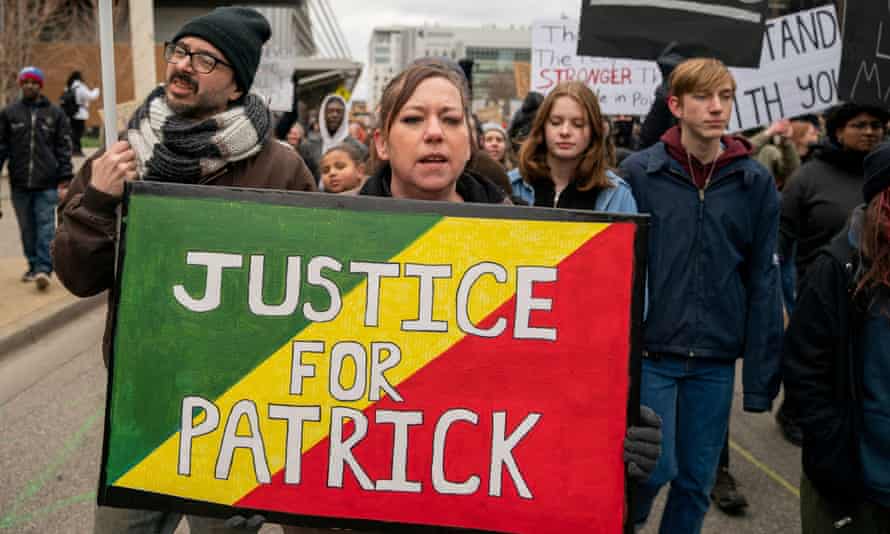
[99,181,650,534]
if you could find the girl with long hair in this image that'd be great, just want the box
[516,81,636,213]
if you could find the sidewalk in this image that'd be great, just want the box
[0,258,105,355]
[0,149,104,357]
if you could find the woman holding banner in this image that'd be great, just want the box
[276,62,662,534]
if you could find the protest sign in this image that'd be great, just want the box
[534,6,841,130]
[252,47,300,112]
[514,62,531,100]
[532,20,662,115]
[728,5,841,131]
[577,0,768,68]
[837,2,890,107]
[98,183,648,533]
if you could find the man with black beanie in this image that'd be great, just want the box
[53,7,314,534]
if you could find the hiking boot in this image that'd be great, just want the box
[35,272,50,291]
[711,468,748,515]
[776,406,803,447]
[21,271,36,282]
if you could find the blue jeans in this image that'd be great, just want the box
[10,187,58,274]
[633,355,736,534]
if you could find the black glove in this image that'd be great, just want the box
[624,405,663,483]
[223,514,266,530]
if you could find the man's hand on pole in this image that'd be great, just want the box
[90,141,137,198]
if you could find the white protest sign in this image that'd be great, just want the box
[532,6,841,129]
[252,47,300,112]
[728,5,841,131]
[532,20,662,115]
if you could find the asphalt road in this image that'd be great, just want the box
[0,306,802,533]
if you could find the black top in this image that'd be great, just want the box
[779,144,867,281]
[360,165,507,205]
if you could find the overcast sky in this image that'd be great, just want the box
[324,0,585,100]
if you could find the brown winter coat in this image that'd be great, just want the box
[52,138,316,365]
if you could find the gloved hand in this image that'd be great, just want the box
[624,405,663,483]
[223,514,266,530]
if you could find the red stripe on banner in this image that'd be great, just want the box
[235,224,636,533]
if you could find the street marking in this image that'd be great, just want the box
[0,406,103,529]
[730,439,800,498]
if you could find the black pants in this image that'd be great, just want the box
[71,118,85,155]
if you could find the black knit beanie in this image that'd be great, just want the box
[172,7,271,93]
[864,142,890,204]
[508,92,544,142]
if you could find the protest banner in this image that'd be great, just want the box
[532,19,662,115]
[577,0,768,68]
[837,2,890,107]
[98,183,648,533]
[252,47,301,112]
[727,5,841,131]
[533,5,841,130]
[514,62,531,100]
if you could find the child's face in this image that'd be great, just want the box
[320,150,363,193]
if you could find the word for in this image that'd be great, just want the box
[172,252,559,340]
[178,397,542,498]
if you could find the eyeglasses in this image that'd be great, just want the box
[163,42,232,74]
[846,121,886,131]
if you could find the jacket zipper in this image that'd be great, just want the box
[668,168,711,358]
[28,111,36,188]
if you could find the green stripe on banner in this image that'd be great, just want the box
[106,194,440,484]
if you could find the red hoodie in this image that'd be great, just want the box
[660,125,753,190]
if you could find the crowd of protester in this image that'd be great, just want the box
[1,5,882,532]
[266,54,890,534]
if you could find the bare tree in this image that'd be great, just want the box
[0,0,128,107]
[0,0,77,106]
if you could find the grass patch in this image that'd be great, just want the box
[81,136,101,149]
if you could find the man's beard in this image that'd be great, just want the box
[165,73,224,119]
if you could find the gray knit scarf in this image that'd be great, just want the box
[126,85,270,183]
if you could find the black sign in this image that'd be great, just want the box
[838,2,890,107]
[577,0,769,68]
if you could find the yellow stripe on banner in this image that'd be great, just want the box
[114,217,610,504]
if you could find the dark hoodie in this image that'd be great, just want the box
[779,142,869,281]
[360,164,508,205]
[661,125,753,189]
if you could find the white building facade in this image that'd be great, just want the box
[368,24,531,111]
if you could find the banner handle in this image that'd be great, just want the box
[98,0,118,149]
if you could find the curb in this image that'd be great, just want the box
[0,293,106,359]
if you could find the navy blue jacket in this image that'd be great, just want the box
[620,142,782,412]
